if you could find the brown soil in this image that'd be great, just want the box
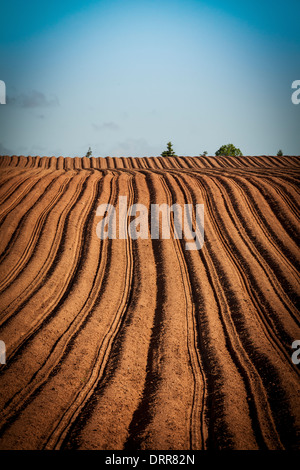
[0,154,299,450]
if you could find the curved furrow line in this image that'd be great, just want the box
[259,156,278,167]
[163,180,259,449]
[218,158,236,169]
[250,157,270,168]
[253,157,270,168]
[181,173,300,448]
[0,171,85,295]
[0,169,32,198]
[162,178,207,450]
[139,158,149,169]
[0,169,44,205]
[0,173,75,293]
[224,174,300,271]
[143,157,156,170]
[241,175,299,245]
[60,172,159,450]
[174,172,287,449]
[0,173,131,448]
[0,162,35,180]
[0,171,92,333]
[0,171,101,355]
[184,157,200,169]
[159,175,206,450]
[0,172,100,367]
[173,156,187,168]
[184,157,201,169]
[214,178,300,324]
[155,157,166,170]
[169,156,182,169]
[234,157,250,168]
[0,156,11,167]
[180,157,195,169]
[192,174,299,351]
[162,156,173,168]
[282,156,300,167]
[227,158,245,168]
[0,171,67,261]
[0,170,66,279]
[266,156,289,168]
[40,174,135,450]
[0,170,57,225]
[162,170,280,448]
[192,157,213,169]
[260,175,300,226]
[0,172,106,435]
[210,157,227,168]
[123,171,198,450]
[120,156,130,169]
[263,177,300,223]
[276,174,300,199]
[218,176,300,303]
[223,176,299,282]
[206,175,300,363]
[235,157,252,168]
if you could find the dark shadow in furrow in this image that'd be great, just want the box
[196,173,300,276]
[266,177,299,222]
[124,172,167,450]
[239,176,299,250]
[0,173,68,263]
[0,172,42,206]
[0,172,83,297]
[0,175,104,436]
[40,173,135,448]
[60,176,144,450]
[214,176,300,323]
[0,172,56,225]
[171,173,279,449]
[0,172,87,320]
[161,173,243,450]
[0,173,97,348]
[181,157,194,169]
[182,174,299,450]
[261,174,300,213]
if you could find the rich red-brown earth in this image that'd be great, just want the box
[0,154,299,450]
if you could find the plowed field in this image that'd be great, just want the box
[0,154,299,450]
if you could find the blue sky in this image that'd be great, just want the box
[0,0,299,157]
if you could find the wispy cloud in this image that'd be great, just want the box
[7,91,59,108]
[92,121,120,131]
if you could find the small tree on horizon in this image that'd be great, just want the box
[85,147,92,158]
[277,149,283,156]
[215,143,243,157]
[161,141,176,157]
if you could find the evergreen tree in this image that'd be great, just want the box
[85,147,92,158]
[161,141,176,157]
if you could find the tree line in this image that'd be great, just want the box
[85,143,285,158]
